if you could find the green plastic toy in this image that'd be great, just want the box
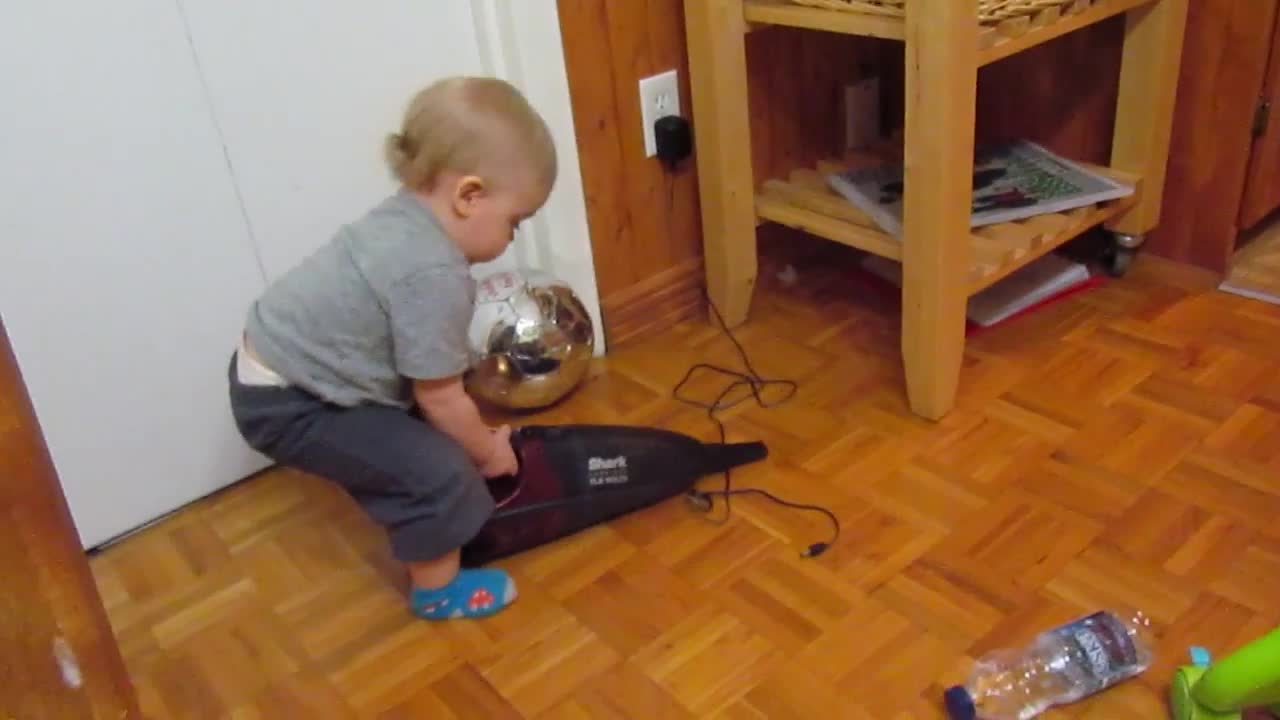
[1172,626,1280,720]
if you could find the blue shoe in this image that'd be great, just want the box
[410,568,518,620]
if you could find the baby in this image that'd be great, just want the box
[227,76,556,620]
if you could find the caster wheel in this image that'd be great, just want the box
[1113,232,1145,250]
[1104,246,1136,277]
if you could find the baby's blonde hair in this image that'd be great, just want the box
[385,76,556,193]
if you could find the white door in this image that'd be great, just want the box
[179,0,604,356]
[175,0,486,280]
[0,2,269,548]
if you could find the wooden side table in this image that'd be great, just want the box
[683,0,1189,419]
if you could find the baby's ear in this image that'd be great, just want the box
[452,175,487,218]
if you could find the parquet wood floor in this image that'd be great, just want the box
[89,236,1280,719]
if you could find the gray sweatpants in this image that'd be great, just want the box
[226,354,494,562]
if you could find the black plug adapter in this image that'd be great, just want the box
[655,115,692,170]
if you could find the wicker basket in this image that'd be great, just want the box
[786,0,1076,24]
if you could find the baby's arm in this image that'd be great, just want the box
[413,375,518,477]
[384,266,516,476]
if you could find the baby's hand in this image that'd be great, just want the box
[478,425,519,478]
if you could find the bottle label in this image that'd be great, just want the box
[1051,611,1140,690]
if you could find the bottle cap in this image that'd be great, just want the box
[944,686,976,720]
[1189,646,1211,667]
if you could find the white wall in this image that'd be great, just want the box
[0,0,271,548]
[468,1,606,353]
[0,0,602,549]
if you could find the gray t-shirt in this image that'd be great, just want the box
[243,189,475,408]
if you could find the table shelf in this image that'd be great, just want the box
[755,161,1141,293]
[743,0,1159,67]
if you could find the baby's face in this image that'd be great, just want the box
[451,167,548,263]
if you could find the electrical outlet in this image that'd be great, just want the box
[639,70,680,158]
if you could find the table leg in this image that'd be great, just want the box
[1107,0,1190,236]
[685,0,758,327]
[900,0,979,420]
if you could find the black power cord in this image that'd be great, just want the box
[671,292,842,559]
[653,145,841,559]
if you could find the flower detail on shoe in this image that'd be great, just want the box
[469,588,495,611]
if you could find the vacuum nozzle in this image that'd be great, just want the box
[700,440,768,475]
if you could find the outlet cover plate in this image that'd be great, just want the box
[639,69,680,157]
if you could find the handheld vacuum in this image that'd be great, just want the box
[460,423,768,567]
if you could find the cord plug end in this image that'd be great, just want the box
[801,542,830,558]
[684,491,712,513]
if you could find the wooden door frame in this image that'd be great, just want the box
[1238,1,1280,233]
[0,314,141,718]
[1145,0,1280,273]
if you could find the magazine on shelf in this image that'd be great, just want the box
[825,139,1135,237]
[859,251,1093,328]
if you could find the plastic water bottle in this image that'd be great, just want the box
[944,609,1155,720]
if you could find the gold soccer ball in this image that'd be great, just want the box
[464,269,594,410]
